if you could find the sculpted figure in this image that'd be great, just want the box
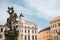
[4,7,19,40]
[7,7,18,29]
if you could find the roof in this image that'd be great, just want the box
[50,16,60,22]
[54,16,60,20]
[38,27,50,33]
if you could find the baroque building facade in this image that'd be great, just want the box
[18,13,38,40]
[50,16,60,40]
[0,13,38,40]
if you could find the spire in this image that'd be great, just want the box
[19,13,24,17]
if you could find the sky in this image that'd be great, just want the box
[0,0,60,30]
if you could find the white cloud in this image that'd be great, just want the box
[0,0,60,30]
[0,2,33,25]
[26,0,60,20]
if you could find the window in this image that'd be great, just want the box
[32,27,33,28]
[53,30,55,33]
[35,30,36,33]
[32,35,34,40]
[47,35,50,38]
[28,35,30,40]
[59,29,60,32]
[56,29,57,33]
[25,30,26,33]
[1,28,3,32]
[58,23,60,26]
[56,36,58,40]
[49,35,50,38]
[58,29,60,32]
[54,24,56,27]
[54,36,58,40]
[0,35,2,38]
[52,24,56,28]
[35,35,37,40]
[53,25,54,28]
[46,31,48,33]
[51,25,52,28]
[5,29,7,30]
[25,35,27,40]
[20,29,23,33]
[9,22,11,24]
[28,30,30,33]
[32,30,34,33]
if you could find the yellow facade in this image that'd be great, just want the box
[50,16,60,40]
[38,27,52,40]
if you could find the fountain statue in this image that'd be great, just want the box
[4,7,19,40]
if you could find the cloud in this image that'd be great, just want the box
[0,1,33,25]
[0,0,60,30]
[25,0,60,20]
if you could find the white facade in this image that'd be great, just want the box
[18,13,38,40]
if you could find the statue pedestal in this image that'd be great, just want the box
[4,29,19,40]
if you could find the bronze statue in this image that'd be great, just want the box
[7,7,18,29]
[4,7,19,40]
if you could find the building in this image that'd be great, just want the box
[0,13,38,40]
[38,27,52,40]
[50,16,60,40]
[18,13,38,40]
[0,25,8,40]
[0,25,4,40]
